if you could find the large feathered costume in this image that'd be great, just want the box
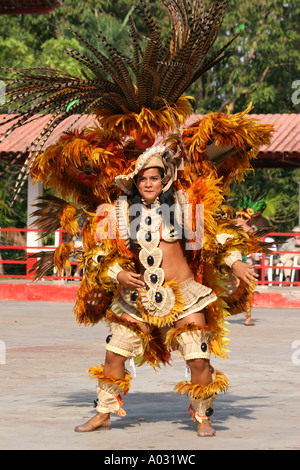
[1,1,274,429]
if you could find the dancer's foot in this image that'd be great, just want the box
[245,317,255,326]
[197,419,216,437]
[74,412,111,432]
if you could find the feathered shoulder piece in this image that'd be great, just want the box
[168,103,274,191]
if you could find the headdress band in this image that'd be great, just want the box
[114,145,183,195]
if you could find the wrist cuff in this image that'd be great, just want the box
[224,250,242,268]
[108,263,123,283]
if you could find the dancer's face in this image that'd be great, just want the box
[136,167,163,203]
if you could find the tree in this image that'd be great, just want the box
[187,0,300,115]
[0,162,27,228]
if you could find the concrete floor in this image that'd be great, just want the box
[0,301,299,451]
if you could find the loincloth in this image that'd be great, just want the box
[112,276,217,326]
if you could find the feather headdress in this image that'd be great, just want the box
[1,0,238,202]
[236,195,267,220]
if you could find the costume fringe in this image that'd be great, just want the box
[27,250,55,281]
[136,278,185,327]
[97,96,192,140]
[175,371,229,400]
[73,280,112,326]
[53,242,74,276]
[78,242,135,293]
[225,280,255,316]
[215,222,274,273]
[87,364,131,394]
[203,295,231,359]
[59,204,80,236]
[30,130,131,206]
[137,328,172,370]
[72,242,134,325]
[98,253,135,292]
[72,243,134,325]
[195,263,231,360]
[82,217,99,252]
[30,195,81,239]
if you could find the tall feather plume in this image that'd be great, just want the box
[0,1,235,202]
[27,251,56,281]
[30,195,84,239]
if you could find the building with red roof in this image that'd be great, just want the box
[0,0,62,15]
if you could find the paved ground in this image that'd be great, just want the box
[0,301,299,451]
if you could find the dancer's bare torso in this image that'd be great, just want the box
[135,229,193,284]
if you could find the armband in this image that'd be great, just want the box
[107,262,124,283]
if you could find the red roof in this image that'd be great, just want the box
[0,113,299,168]
[0,1,62,15]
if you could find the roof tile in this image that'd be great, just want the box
[1,113,299,166]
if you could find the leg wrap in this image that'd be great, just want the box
[175,369,229,423]
[189,395,216,424]
[165,324,212,361]
[96,382,125,416]
[106,322,144,358]
[104,310,152,359]
[87,365,131,417]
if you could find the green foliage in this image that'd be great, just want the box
[39,37,84,75]
[0,36,36,68]
[0,162,27,228]
[188,0,300,114]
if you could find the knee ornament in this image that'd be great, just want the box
[165,324,212,361]
[105,322,144,359]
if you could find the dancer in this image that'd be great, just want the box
[73,145,258,436]
[0,1,274,437]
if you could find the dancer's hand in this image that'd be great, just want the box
[117,271,146,290]
[232,260,258,286]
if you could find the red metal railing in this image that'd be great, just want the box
[0,227,82,281]
[0,228,299,285]
[250,233,300,286]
